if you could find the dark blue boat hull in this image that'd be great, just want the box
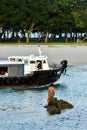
[0,60,67,88]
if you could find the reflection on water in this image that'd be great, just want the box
[0,65,87,130]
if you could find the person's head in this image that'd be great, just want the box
[50,83,53,86]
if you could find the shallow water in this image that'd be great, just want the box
[0,65,87,130]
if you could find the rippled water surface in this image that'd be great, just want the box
[0,65,87,130]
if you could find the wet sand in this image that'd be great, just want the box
[0,45,87,65]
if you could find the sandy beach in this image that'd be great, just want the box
[0,45,87,65]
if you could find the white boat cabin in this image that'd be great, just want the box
[0,61,24,76]
[8,55,50,75]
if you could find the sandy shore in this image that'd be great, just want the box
[0,45,87,65]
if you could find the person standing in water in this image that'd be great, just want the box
[47,83,55,103]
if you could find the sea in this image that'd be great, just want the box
[0,64,87,130]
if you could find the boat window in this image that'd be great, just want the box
[43,60,46,63]
[30,61,35,64]
[0,67,8,75]
[18,59,22,62]
[24,60,28,64]
[10,58,15,61]
[37,60,42,70]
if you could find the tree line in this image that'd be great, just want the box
[0,0,87,43]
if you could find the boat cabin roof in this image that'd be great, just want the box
[0,60,23,65]
[8,55,48,62]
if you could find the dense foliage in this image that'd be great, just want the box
[0,0,87,43]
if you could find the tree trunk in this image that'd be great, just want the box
[7,30,9,39]
[26,23,35,43]
[70,32,73,42]
[3,30,6,40]
[76,32,78,42]
[65,30,68,43]
[0,26,3,40]
[26,32,29,43]
[45,31,48,43]
[16,32,21,43]
[37,31,40,42]
[59,32,62,39]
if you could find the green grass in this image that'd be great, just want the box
[0,42,87,46]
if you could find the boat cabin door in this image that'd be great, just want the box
[37,60,42,70]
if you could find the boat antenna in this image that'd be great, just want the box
[38,45,42,56]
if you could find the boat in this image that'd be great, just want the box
[0,46,68,88]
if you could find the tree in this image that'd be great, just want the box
[25,0,54,43]
[0,0,87,43]
[71,0,87,40]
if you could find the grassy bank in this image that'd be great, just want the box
[0,42,87,46]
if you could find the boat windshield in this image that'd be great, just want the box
[30,61,35,64]
[9,58,22,62]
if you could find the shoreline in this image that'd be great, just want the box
[0,45,87,65]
